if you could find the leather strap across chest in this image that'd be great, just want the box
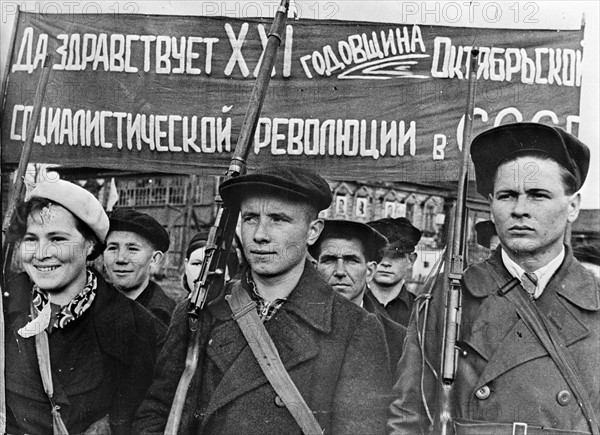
[225,284,323,435]
[485,262,600,435]
[30,302,70,435]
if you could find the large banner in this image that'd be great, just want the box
[1,12,583,182]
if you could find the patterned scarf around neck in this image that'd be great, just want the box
[18,269,98,338]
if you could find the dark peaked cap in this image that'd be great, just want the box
[471,122,590,197]
[367,217,422,254]
[309,220,389,263]
[219,166,332,211]
[109,208,170,252]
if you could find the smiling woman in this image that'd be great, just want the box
[4,179,165,435]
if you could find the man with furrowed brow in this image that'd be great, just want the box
[134,166,392,434]
[389,122,600,434]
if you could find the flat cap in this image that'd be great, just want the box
[185,228,210,259]
[475,220,497,249]
[219,166,332,211]
[367,217,421,254]
[309,220,389,263]
[109,208,170,252]
[29,179,109,242]
[471,122,590,197]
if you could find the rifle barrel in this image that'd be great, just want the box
[165,3,290,433]
[1,54,52,434]
[2,54,53,252]
[434,47,479,435]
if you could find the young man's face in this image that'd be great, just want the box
[240,194,322,279]
[316,236,375,305]
[103,231,160,293]
[372,250,415,288]
[490,156,580,267]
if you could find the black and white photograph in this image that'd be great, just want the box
[1,1,599,433]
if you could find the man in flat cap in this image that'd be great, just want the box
[134,166,392,434]
[389,123,600,434]
[103,209,175,326]
[366,217,422,327]
[310,219,407,376]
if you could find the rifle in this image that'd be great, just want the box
[1,54,53,434]
[164,2,290,433]
[432,47,479,435]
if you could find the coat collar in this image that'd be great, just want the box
[5,270,139,365]
[464,246,600,311]
[363,291,389,317]
[461,247,597,388]
[202,261,329,423]
[88,270,140,364]
[209,260,335,333]
[279,260,335,333]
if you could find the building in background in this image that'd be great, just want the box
[48,169,495,289]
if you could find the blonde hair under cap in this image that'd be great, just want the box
[28,179,110,242]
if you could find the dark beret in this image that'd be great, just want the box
[471,122,590,197]
[186,228,210,259]
[573,244,600,267]
[367,217,421,254]
[109,208,170,252]
[219,166,332,212]
[475,220,497,249]
[309,220,389,263]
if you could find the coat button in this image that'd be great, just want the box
[557,390,571,406]
[475,385,490,400]
[274,395,286,407]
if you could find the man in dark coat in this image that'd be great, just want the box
[104,208,175,326]
[310,219,407,375]
[134,166,392,434]
[366,217,422,327]
[389,122,600,434]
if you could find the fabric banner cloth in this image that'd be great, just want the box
[1,12,583,182]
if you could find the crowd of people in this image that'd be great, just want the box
[3,122,600,434]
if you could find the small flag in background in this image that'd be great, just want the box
[106,178,119,212]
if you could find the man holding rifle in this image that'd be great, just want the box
[389,122,599,434]
[134,166,392,434]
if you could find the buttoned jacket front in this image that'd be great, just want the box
[134,261,392,434]
[389,247,600,434]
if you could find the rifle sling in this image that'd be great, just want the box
[225,284,323,435]
[485,263,600,434]
[30,303,69,435]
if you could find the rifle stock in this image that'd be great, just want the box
[432,47,479,435]
[164,2,290,433]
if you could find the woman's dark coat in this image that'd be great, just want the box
[4,271,166,435]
